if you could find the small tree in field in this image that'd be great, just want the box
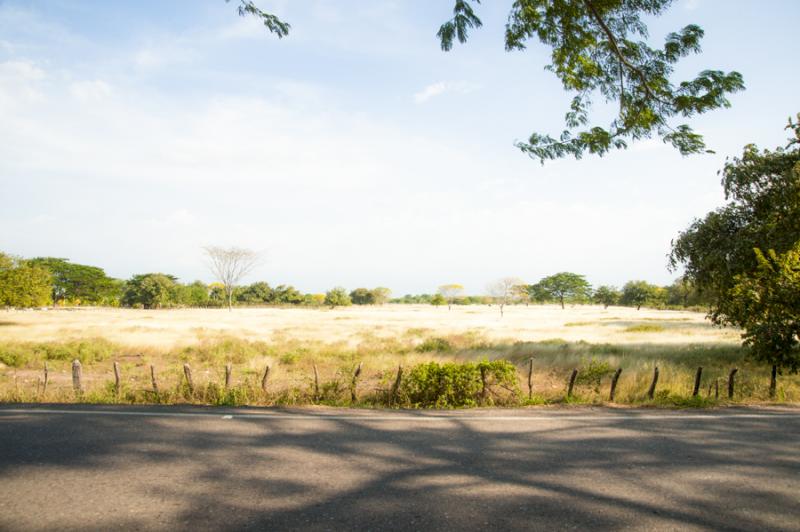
[487,277,524,318]
[203,246,260,311]
[593,285,620,309]
[437,284,464,310]
[537,272,591,309]
[324,287,352,309]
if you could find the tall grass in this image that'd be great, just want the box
[1,333,797,407]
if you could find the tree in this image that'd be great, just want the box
[671,115,800,324]
[728,245,800,372]
[526,282,551,304]
[437,284,464,310]
[430,293,447,306]
[0,252,13,271]
[487,277,524,317]
[121,273,176,309]
[236,281,274,304]
[593,285,620,309]
[174,281,211,307]
[241,1,743,161]
[203,246,260,311]
[273,284,304,304]
[620,280,659,310]
[537,272,591,309]
[350,288,375,305]
[371,287,392,305]
[0,261,52,308]
[324,287,352,309]
[27,257,119,305]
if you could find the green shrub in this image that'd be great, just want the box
[416,337,452,353]
[400,359,519,408]
[0,344,31,367]
[576,358,614,392]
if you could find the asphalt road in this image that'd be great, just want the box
[1,406,798,531]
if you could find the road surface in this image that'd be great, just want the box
[1,405,798,531]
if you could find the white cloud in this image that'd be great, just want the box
[413,81,478,104]
[69,79,111,102]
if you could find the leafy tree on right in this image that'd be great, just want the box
[671,114,800,373]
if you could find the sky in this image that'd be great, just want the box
[1,0,798,295]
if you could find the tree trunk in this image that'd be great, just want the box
[227,289,233,311]
[560,297,565,310]
[499,303,504,318]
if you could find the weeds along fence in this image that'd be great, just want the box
[1,358,793,408]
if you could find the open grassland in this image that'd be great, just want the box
[1,304,797,407]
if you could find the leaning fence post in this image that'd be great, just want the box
[647,366,659,400]
[150,364,159,397]
[527,358,534,399]
[692,366,703,397]
[351,362,363,403]
[113,361,121,398]
[312,363,320,401]
[225,363,232,390]
[567,369,578,398]
[609,368,622,401]
[390,365,403,405]
[728,368,738,399]
[183,363,194,394]
[43,362,49,396]
[769,365,777,399]
[261,364,271,393]
[72,360,82,396]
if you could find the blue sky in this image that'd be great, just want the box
[1,0,798,295]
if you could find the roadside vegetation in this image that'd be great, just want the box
[1,330,797,408]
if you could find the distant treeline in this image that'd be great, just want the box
[0,253,706,311]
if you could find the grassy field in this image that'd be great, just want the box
[1,304,796,406]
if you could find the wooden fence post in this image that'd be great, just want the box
[72,360,82,396]
[527,358,534,399]
[567,369,578,398]
[261,364,271,393]
[113,361,121,398]
[714,378,719,399]
[609,368,622,402]
[150,364,159,397]
[692,366,703,397]
[351,362,362,403]
[43,362,49,396]
[390,365,403,405]
[225,363,232,390]
[183,363,194,394]
[728,368,738,399]
[313,363,320,401]
[769,365,777,399]
[647,366,659,400]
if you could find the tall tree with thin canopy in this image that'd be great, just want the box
[203,246,260,311]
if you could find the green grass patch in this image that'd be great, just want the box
[623,324,666,333]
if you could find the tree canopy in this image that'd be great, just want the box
[534,272,591,309]
[28,257,120,305]
[671,115,800,370]
[236,0,744,161]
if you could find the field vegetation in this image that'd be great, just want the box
[1,305,796,408]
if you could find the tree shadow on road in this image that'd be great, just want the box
[0,406,798,530]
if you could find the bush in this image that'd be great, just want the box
[400,360,519,408]
[416,337,452,353]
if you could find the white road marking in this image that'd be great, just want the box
[0,408,798,422]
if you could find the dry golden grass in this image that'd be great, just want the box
[1,304,796,407]
[0,304,740,347]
